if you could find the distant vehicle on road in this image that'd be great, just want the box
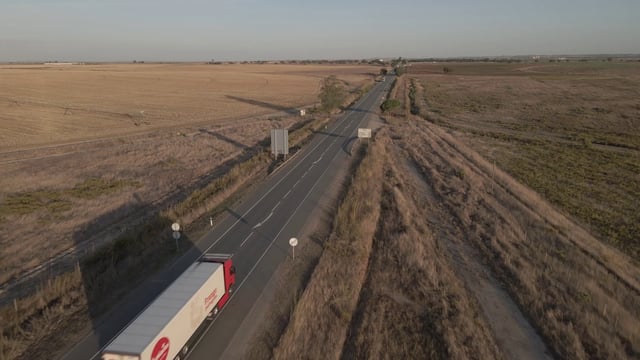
[101,254,236,360]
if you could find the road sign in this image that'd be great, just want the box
[171,223,181,251]
[271,129,289,157]
[358,128,371,139]
[289,237,298,260]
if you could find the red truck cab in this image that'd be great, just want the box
[200,253,236,316]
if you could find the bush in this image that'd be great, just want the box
[319,75,345,113]
[381,99,401,112]
[408,81,420,115]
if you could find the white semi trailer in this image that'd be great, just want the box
[101,254,236,360]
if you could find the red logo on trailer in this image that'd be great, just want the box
[204,288,218,309]
[151,337,170,360]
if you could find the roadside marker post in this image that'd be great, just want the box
[171,222,181,251]
[289,237,298,260]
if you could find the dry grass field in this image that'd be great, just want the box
[0,63,378,290]
[257,66,639,360]
[409,61,640,259]
[0,63,376,150]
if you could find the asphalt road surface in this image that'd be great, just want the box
[62,75,392,360]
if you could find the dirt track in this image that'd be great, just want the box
[388,137,551,359]
[387,114,639,359]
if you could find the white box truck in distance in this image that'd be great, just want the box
[102,254,236,360]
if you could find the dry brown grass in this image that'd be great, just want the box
[341,131,503,360]
[0,63,378,150]
[0,265,90,360]
[0,63,376,290]
[409,61,640,258]
[272,134,385,359]
[270,128,504,359]
[393,69,640,358]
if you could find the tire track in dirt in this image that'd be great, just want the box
[421,122,640,295]
[391,116,640,359]
[386,127,552,360]
[340,135,504,359]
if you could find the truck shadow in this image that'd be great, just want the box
[341,136,358,156]
[60,204,202,358]
[225,95,300,116]
[198,128,251,150]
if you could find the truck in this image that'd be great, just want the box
[101,254,236,360]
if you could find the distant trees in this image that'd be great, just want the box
[319,76,345,113]
[391,56,407,67]
[380,68,388,75]
[443,66,452,74]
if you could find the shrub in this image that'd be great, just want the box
[319,76,345,113]
[381,99,401,112]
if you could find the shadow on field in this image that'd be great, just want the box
[61,203,201,358]
[225,95,299,115]
[198,128,251,150]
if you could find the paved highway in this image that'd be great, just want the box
[62,75,392,360]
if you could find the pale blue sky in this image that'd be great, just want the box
[1,0,638,62]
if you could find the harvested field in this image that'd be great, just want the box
[391,114,639,359]
[410,61,640,259]
[403,64,640,358]
[0,63,377,292]
[0,63,377,150]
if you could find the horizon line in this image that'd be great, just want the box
[2,53,640,65]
